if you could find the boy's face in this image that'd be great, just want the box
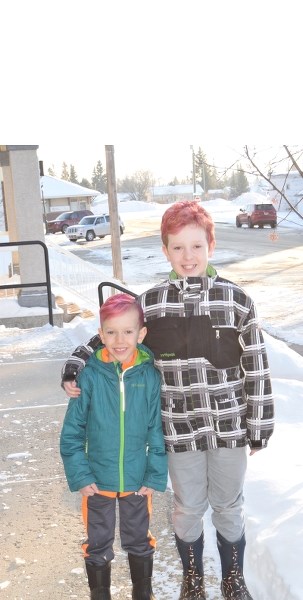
[162,224,215,278]
[99,308,147,364]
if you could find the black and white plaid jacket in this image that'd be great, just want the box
[61,273,274,453]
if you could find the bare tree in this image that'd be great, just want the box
[244,145,303,220]
[118,170,154,201]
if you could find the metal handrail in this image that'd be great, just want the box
[0,240,54,326]
[98,281,138,306]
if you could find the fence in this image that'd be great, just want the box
[47,242,122,311]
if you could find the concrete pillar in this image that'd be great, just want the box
[1,145,55,308]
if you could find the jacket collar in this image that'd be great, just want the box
[168,263,217,293]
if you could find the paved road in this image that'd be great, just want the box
[63,218,303,355]
[64,216,303,263]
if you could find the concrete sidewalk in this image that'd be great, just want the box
[0,335,223,599]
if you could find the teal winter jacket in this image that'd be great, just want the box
[60,343,167,493]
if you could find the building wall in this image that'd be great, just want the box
[268,173,303,213]
[45,196,91,213]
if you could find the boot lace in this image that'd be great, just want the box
[179,546,206,600]
[221,546,253,600]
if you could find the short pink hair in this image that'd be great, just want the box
[100,293,144,328]
[161,201,215,247]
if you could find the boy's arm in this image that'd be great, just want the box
[239,303,274,449]
[143,372,168,492]
[60,373,96,492]
[61,334,101,389]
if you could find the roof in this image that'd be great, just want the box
[40,175,101,200]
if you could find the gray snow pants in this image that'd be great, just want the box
[168,447,247,543]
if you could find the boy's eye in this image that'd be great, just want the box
[172,245,203,251]
[105,330,134,335]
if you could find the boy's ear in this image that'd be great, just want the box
[138,326,147,343]
[98,327,104,343]
[162,244,169,260]
[208,239,216,257]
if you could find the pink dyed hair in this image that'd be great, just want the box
[161,201,215,247]
[99,293,144,328]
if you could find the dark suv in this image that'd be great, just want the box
[47,209,93,234]
[236,203,277,229]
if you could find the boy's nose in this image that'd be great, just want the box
[183,247,193,259]
[116,332,125,343]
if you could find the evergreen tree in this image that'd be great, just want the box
[91,160,107,193]
[194,147,214,193]
[69,165,78,184]
[228,166,249,198]
[235,166,249,195]
[48,165,56,177]
[168,176,180,185]
[80,178,92,189]
[228,172,237,198]
[208,165,219,190]
[61,162,69,181]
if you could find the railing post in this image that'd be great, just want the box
[0,240,54,326]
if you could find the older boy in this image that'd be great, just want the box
[61,201,274,600]
[60,294,167,600]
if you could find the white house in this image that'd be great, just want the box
[147,184,203,204]
[41,175,102,219]
[269,172,303,213]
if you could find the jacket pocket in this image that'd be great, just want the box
[211,384,246,438]
[210,326,241,369]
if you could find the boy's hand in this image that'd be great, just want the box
[79,483,99,496]
[137,486,154,496]
[249,448,261,456]
[63,380,81,397]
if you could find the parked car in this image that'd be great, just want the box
[66,214,125,242]
[47,210,93,234]
[236,203,277,228]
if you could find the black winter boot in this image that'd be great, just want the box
[217,532,254,599]
[175,533,206,600]
[86,562,112,600]
[128,553,156,600]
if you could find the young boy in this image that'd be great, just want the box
[61,201,274,600]
[60,293,167,600]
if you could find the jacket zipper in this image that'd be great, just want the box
[119,370,125,490]
[117,366,134,491]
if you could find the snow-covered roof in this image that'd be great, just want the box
[271,171,302,179]
[40,175,101,200]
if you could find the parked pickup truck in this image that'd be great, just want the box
[66,214,125,242]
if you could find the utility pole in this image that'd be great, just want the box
[202,161,206,199]
[105,145,123,283]
[190,145,196,195]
